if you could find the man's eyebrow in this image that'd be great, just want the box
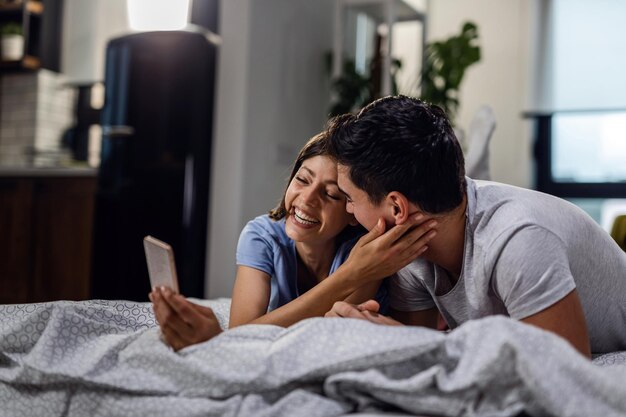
[337,186,351,199]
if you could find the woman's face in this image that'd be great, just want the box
[284,155,354,245]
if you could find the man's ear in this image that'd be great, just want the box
[386,191,411,225]
[348,214,359,227]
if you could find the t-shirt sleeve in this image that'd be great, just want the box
[333,236,358,267]
[489,225,576,320]
[235,220,275,277]
[389,265,436,312]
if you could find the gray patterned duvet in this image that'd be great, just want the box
[1,299,625,417]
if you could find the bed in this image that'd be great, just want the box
[1,298,625,417]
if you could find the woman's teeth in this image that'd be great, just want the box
[294,208,319,225]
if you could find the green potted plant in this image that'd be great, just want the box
[327,55,402,117]
[0,22,24,61]
[326,21,481,124]
[326,31,403,117]
[420,21,481,125]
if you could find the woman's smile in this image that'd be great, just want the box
[290,208,320,229]
[293,208,320,225]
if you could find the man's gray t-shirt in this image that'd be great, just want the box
[390,178,626,353]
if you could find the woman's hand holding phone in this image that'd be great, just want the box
[149,287,222,351]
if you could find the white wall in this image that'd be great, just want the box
[426,0,535,188]
[62,0,130,83]
[206,0,335,297]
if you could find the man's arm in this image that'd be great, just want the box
[520,289,591,358]
[491,226,592,358]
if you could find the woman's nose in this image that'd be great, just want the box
[300,187,318,206]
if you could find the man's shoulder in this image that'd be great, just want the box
[474,180,578,212]
[474,180,547,207]
[471,181,587,235]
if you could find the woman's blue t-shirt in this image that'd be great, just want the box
[235,215,387,312]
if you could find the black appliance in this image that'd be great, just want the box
[91,29,217,301]
[62,84,101,162]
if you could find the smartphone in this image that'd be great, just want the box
[143,235,179,293]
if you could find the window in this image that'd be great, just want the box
[552,111,626,183]
[529,0,626,198]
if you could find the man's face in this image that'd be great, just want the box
[337,164,394,231]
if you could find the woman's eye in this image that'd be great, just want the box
[326,192,341,201]
[295,176,307,184]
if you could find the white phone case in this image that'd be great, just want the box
[143,235,179,293]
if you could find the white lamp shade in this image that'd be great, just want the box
[127,0,190,31]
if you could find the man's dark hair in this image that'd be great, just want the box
[327,95,466,214]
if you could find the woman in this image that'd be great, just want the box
[150,131,436,351]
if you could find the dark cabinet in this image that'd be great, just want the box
[0,175,96,303]
[0,179,33,302]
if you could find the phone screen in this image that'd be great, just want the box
[143,236,179,293]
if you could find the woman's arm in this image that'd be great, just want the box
[152,245,383,348]
[231,215,437,328]
[228,265,272,327]
[343,281,383,305]
[152,214,436,349]
[231,263,362,328]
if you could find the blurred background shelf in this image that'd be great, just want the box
[0,0,43,15]
[0,54,40,70]
[0,0,60,72]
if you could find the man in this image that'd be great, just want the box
[324,95,626,356]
